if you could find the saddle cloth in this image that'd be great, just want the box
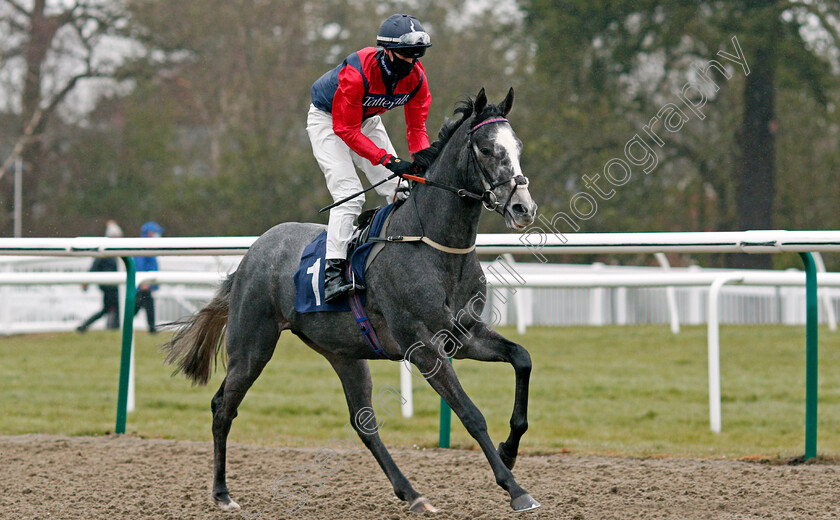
[293,203,395,313]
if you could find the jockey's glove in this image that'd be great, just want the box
[383,155,414,177]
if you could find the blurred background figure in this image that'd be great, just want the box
[134,221,163,334]
[76,220,123,332]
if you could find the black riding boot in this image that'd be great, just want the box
[324,258,354,303]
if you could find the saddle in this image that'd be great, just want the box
[293,203,396,314]
[346,204,396,284]
[349,206,382,250]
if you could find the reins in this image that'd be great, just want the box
[397,172,484,202]
[328,116,529,255]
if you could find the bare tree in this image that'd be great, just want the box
[0,0,130,234]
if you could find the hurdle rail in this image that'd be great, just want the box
[1,229,838,460]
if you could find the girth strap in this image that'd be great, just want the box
[346,265,386,357]
[372,235,476,254]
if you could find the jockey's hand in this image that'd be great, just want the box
[383,155,414,177]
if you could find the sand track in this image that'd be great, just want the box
[2,434,838,519]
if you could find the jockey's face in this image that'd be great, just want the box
[385,49,414,63]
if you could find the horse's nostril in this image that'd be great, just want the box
[512,203,527,215]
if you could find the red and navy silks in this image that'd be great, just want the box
[310,47,431,166]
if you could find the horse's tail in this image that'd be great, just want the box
[163,273,235,386]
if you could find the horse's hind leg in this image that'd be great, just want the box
[325,355,437,513]
[211,316,281,510]
[453,322,531,470]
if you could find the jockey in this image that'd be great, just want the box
[308,13,433,303]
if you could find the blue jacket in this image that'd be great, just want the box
[135,256,158,272]
[136,221,163,290]
[134,256,159,291]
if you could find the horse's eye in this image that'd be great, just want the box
[479,147,493,156]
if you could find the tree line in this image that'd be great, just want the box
[0,0,838,268]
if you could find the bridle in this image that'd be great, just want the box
[377,115,531,255]
[400,116,530,214]
[466,117,530,213]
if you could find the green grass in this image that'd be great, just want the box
[1,325,838,459]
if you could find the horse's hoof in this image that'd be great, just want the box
[498,441,517,470]
[213,494,241,512]
[217,499,240,512]
[510,493,541,512]
[409,496,440,513]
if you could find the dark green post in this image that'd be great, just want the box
[799,252,818,460]
[439,397,452,449]
[439,358,453,448]
[115,256,136,434]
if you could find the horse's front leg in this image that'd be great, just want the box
[404,337,540,512]
[452,321,531,470]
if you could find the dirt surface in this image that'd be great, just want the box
[2,434,839,520]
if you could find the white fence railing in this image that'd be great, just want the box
[1,231,837,458]
[0,256,238,334]
[484,261,840,331]
[2,255,838,334]
[2,255,837,433]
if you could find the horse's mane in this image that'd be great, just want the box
[412,96,504,172]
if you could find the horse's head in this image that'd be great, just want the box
[467,88,537,230]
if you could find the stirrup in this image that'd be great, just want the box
[324,259,354,303]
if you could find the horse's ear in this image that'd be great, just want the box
[500,87,514,116]
[474,88,487,116]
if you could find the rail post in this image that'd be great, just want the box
[799,252,818,460]
[115,256,136,434]
[439,358,453,448]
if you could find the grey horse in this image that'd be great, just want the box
[163,88,540,514]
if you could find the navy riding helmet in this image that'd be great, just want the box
[376,14,432,59]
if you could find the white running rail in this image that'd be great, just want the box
[2,231,840,433]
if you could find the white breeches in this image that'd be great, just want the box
[307,104,400,260]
